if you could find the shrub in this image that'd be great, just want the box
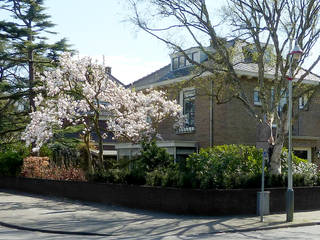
[134,140,173,172]
[0,150,24,176]
[89,143,320,189]
[0,143,29,177]
[21,157,86,181]
[21,157,49,179]
[185,145,263,189]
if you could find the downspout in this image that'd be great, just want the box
[210,79,214,147]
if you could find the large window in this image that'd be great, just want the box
[299,94,308,110]
[177,88,196,133]
[253,87,261,105]
[183,89,195,128]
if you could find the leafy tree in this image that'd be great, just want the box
[22,54,182,171]
[0,0,71,144]
[130,0,320,175]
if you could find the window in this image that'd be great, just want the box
[299,95,308,110]
[177,88,196,133]
[186,54,192,66]
[192,52,198,63]
[172,57,179,70]
[278,88,287,115]
[253,87,261,105]
[243,45,256,63]
[178,56,185,68]
[293,147,312,162]
[183,89,195,128]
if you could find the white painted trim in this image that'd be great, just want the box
[90,150,117,156]
[115,140,198,149]
[292,136,320,140]
[134,69,320,90]
[293,147,312,162]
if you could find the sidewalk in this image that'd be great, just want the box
[0,189,320,239]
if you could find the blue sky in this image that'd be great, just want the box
[45,0,226,85]
[45,0,172,84]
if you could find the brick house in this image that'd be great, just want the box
[129,45,320,163]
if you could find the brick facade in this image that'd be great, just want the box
[154,76,320,162]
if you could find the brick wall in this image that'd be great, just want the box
[157,77,320,151]
[2,177,320,215]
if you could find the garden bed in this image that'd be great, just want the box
[1,177,320,215]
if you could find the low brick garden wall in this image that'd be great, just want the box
[1,177,320,215]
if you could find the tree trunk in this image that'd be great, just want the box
[28,32,36,113]
[93,116,104,169]
[269,136,284,175]
[269,112,288,175]
[256,113,286,175]
[84,133,93,174]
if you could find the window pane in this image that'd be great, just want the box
[172,57,179,70]
[254,91,260,103]
[192,52,198,62]
[183,89,195,128]
[186,54,192,66]
[253,88,261,105]
[179,56,185,68]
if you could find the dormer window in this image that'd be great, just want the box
[172,51,200,70]
[179,56,186,68]
[243,45,256,63]
[172,57,179,70]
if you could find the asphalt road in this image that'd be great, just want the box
[1,190,320,239]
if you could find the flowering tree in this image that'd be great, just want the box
[22,54,182,169]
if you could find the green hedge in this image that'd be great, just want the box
[90,143,320,189]
[0,144,29,177]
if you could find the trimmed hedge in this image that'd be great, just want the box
[91,144,320,189]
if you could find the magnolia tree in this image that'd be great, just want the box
[22,54,182,170]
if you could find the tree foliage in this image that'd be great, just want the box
[22,54,182,169]
[0,0,71,144]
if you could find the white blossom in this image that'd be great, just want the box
[22,53,182,152]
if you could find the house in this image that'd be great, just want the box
[129,43,320,163]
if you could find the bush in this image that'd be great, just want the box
[0,150,24,176]
[135,140,173,171]
[0,144,29,177]
[185,145,263,189]
[21,157,86,181]
[89,143,320,189]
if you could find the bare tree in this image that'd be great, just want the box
[130,0,320,175]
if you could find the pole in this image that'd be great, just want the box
[260,150,266,222]
[286,40,294,222]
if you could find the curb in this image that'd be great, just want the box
[1,220,320,237]
[0,221,114,237]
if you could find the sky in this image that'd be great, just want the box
[44,0,173,85]
[45,0,224,85]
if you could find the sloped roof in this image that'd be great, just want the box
[131,60,320,89]
[108,73,124,86]
[127,64,171,88]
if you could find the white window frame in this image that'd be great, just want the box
[253,87,262,106]
[293,147,312,162]
[299,95,308,110]
[177,87,196,133]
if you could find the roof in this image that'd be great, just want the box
[127,64,171,89]
[131,60,320,89]
[108,73,124,86]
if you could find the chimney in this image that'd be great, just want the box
[105,67,111,74]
